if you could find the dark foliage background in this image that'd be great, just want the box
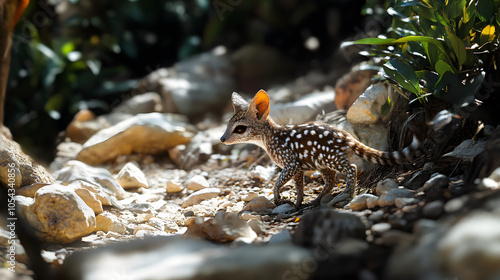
[5,0,368,162]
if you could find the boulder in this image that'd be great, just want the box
[0,134,54,189]
[76,113,196,165]
[19,184,96,244]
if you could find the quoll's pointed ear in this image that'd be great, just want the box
[231,92,249,113]
[247,89,270,121]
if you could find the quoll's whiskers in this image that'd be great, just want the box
[220,89,423,207]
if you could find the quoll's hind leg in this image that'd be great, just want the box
[293,171,304,207]
[327,163,357,207]
[309,169,337,206]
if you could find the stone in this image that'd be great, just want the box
[66,180,115,207]
[186,175,210,191]
[20,184,96,244]
[419,173,448,192]
[422,200,444,219]
[181,188,221,207]
[168,126,224,170]
[268,229,293,244]
[72,186,103,215]
[394,197,419,208]
[376,179,399,196]
[247,219,266,236]
[349,193,378,211]
[76,113,196,165]
[242,196,275,212]
[116,162,149,189]
[111,92,163,115]
[184,211,257,243]
[346,83,393,125]
[477,177,499,190]
[271,203,296,214]
[166,181,184,193]
[65,109,100,144]
[0,133,54,189]
[334,64,377,110]
[137,47,235,116]
[437,213,500,280]
[18,181,105,215]
[54,160,128,199]
[293,209,367,248]
[371,223,391,235]
[95,212,126,234]
[378,188,414,207]
[270,91,336,125]
[243,191,259,202]
[61,237,312,280]
[402,170,432,190]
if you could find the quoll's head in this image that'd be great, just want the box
[220,89,271,145]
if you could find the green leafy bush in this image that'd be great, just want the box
[349,0,500,106]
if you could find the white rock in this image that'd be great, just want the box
[116,162,149,189]
[349,194,378,211]
[478,178,499,190]
[437,213,500,280]
[181,188,221,207]
[346,83,391,125]
[186,175,210,191]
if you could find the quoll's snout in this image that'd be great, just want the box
[220,136,226,143]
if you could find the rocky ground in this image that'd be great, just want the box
[1,47,500,280]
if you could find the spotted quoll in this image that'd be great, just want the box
[220,89,423,206]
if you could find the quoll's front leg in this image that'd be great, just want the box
[293,171,304,207]
[327,163,357,207]
[273,162,300,206]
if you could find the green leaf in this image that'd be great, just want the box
[435,60,454,75]
[477,0,496,21]
[383,58,420,95]
[447,32,467,67]
[351,37,396,45]
[444,0,466,20]
[61,42,75,56]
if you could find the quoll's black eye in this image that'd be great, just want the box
[233,125,247,134]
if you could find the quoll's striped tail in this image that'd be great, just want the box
[347,135,423,166]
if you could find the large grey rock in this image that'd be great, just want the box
[76,113,196,165]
